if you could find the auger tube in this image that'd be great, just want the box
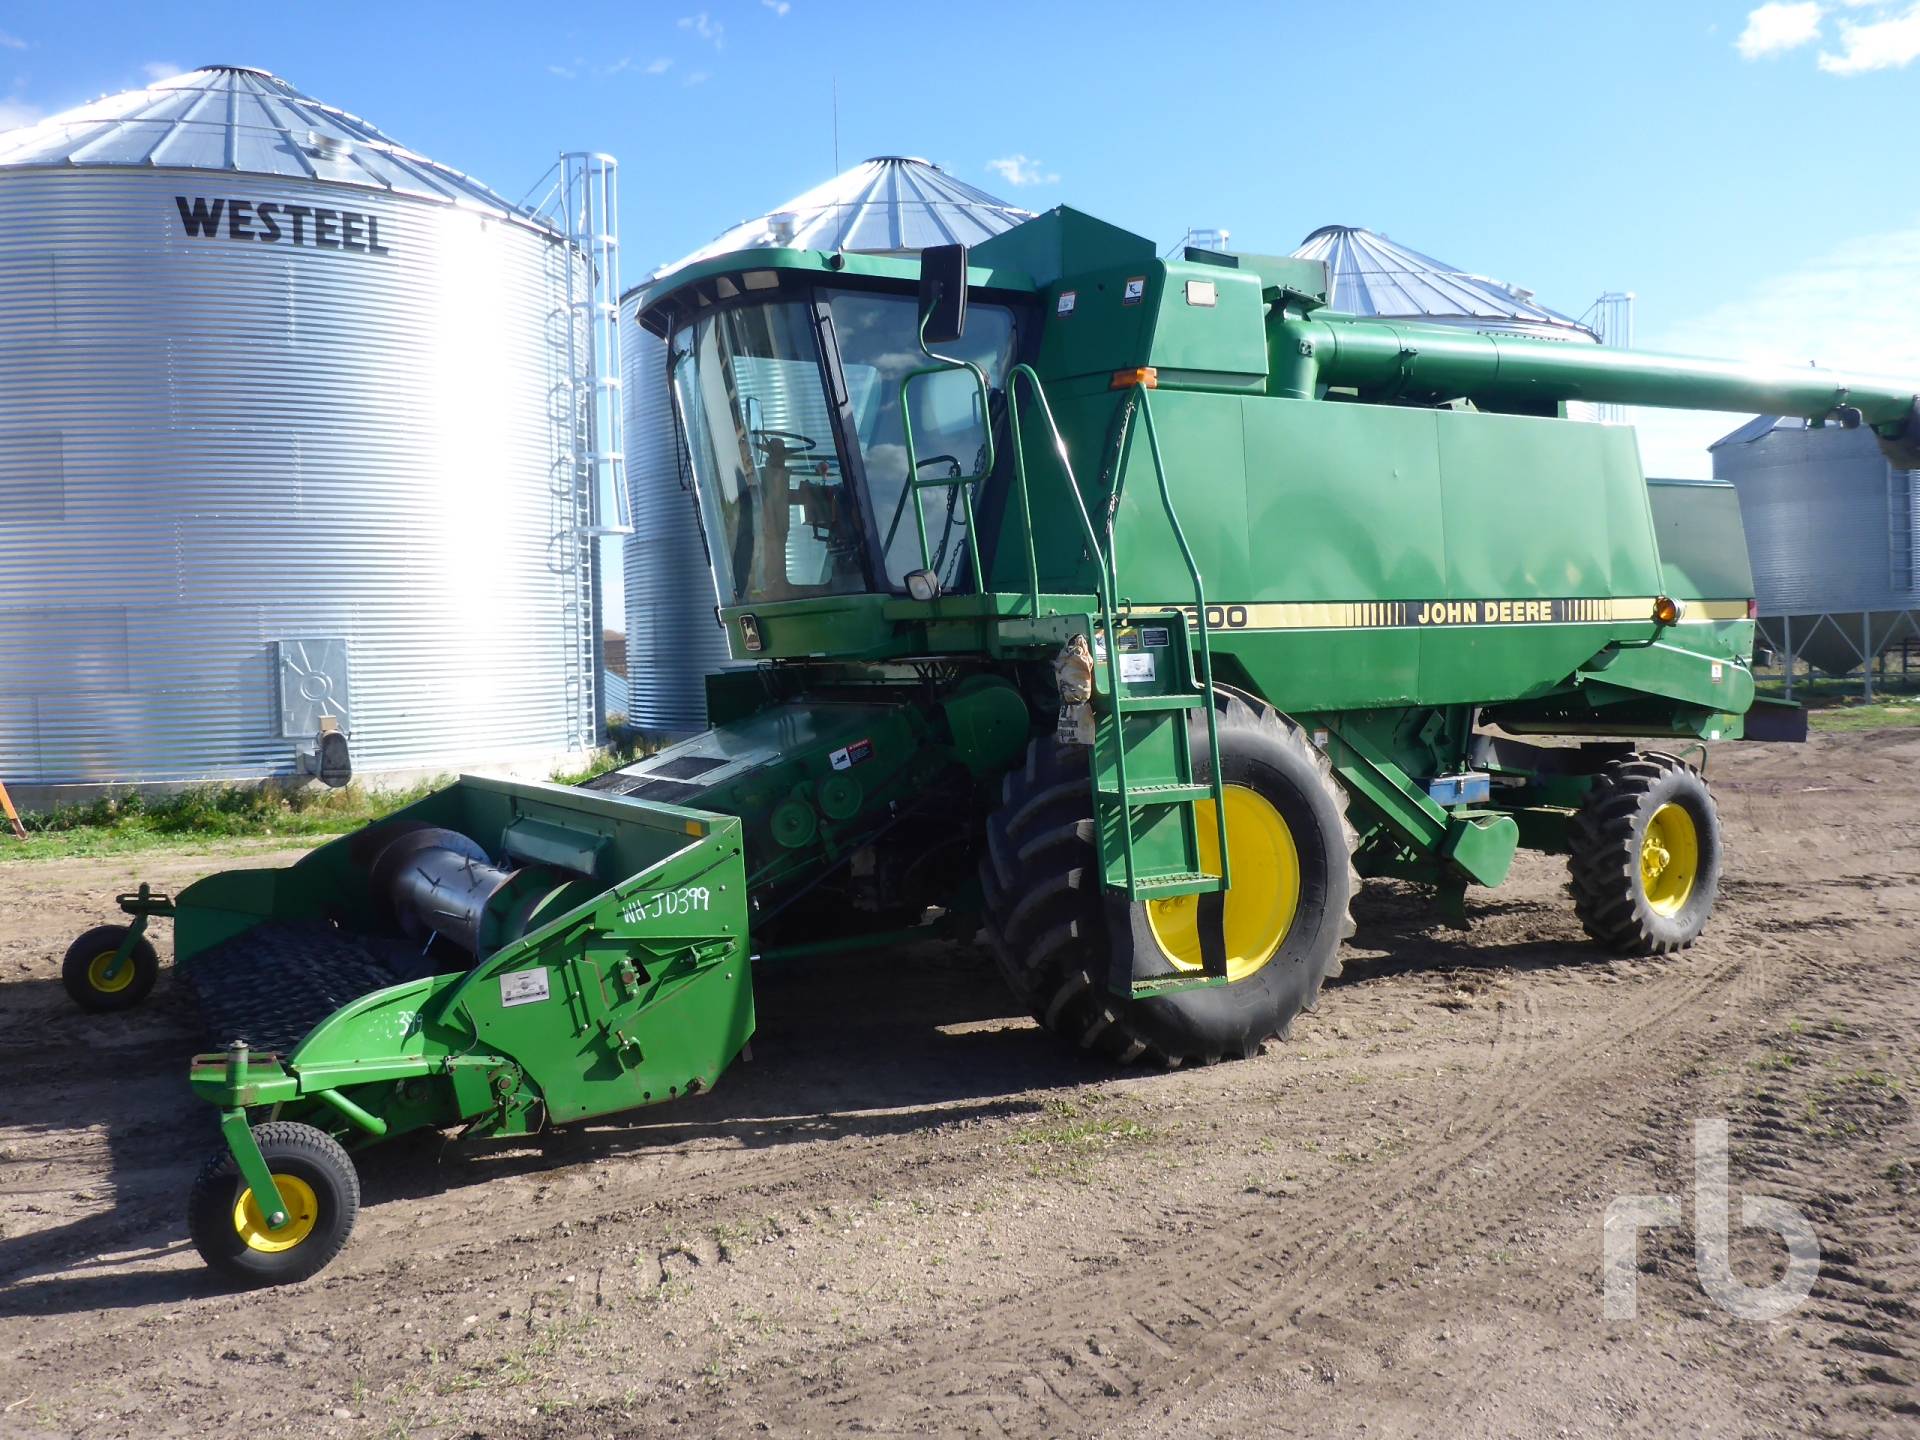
[1271,312,1920,467]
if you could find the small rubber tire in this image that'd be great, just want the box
[62,925,159,1012]
[188,1121,360,1287]
[1568,751,1723,954]
[981,689,1357,1065]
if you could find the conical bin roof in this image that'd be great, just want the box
[0,64,549,228]
[1293,223,1595,340]
[652,155,1030,278]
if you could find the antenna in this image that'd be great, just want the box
[832,75,840,173]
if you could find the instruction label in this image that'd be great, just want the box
[829,738,874,771]
[1119,651,1157,683]
[499,968,551,1008]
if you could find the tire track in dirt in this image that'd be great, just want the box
[6,735,1919,1438]
[624,938,1770,1437]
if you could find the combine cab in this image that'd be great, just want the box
[70,205,1919,1282]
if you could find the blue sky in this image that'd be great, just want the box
[4,0,1918,485]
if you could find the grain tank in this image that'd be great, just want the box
[0,66,600,804]
[620,157,1028,733]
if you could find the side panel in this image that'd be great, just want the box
[1108,392,1676,714]
[1646,478,1756,603]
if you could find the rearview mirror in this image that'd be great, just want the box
[917,243,968,345]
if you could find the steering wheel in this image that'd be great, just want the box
[751,428,817,456]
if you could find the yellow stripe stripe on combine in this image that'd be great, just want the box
[1139,597,1742,632]
[1679,600,1752,622]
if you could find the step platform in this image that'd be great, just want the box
[178,920,440,1053]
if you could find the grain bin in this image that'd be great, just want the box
[0,66,600,805]
[1711,414,1920,675]
[620,157,1029,734]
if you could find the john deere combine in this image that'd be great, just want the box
[68,205,1920,1284]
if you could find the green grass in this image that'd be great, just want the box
[1805,699,1920,734]
[2,741,648,862]
[1009,1096,1157,1179]
[1,780,447,862]
[1753,674,1920,733]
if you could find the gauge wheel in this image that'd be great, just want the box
[981,689,1357,1065]
[62,925,159,1012]
[188,1121,360,1287]
[1568,751,1724,954]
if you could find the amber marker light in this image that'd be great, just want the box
[1652,595,1683,625]
[1110,367,1158,390]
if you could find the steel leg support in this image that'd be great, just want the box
[100,910,150,987]
[218,1108,291,1230]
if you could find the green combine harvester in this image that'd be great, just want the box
[66,206,1920,1285]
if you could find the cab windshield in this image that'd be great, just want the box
[669,286,1021,607]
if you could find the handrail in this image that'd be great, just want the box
[1004,363,1139,892]
[903,356,1230,905]
[1136,390,1231,894]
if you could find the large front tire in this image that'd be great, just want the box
[188,1121,360,1287]
[981,691,1356,1065]
[1568,751,1723,954]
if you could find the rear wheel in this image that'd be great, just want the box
[62,925,159,1012]
[981,691,1356,1065]
[188,1121,359,1287]
[1568,751,1723,954]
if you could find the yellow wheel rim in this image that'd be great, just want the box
[1145,784,1300,983]
[1640,801,1699,917]
[86,951,135,994]
[232,1174,320,1253]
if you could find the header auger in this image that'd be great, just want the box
[69,203,1917,1283]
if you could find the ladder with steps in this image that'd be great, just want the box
[900,360,1232,998]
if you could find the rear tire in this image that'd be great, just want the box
[62,925,159,1012]
[188,1121,359,1287]
[981,690,1356,1065]
[1568,751,1723,954]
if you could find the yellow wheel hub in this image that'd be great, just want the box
[232,1174,320,1253]
[85,951,134,994]
[1640,801,1699,917]
[1145,784,1300,983]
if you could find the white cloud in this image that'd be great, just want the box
[762,0,792,14]
[1819,1,1920,71]
[1735,2,1823,57]
[0,31,25,51]
[141,61,183,83]
[679,12,725,48]
[684,69,711,87]
[547,63,578,80]
[645,57,673,75]
[1623,223,1920,477]
[0,95,40,130]
[985,154,1059,187]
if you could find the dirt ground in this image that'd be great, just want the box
[1,732,1916,1440]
